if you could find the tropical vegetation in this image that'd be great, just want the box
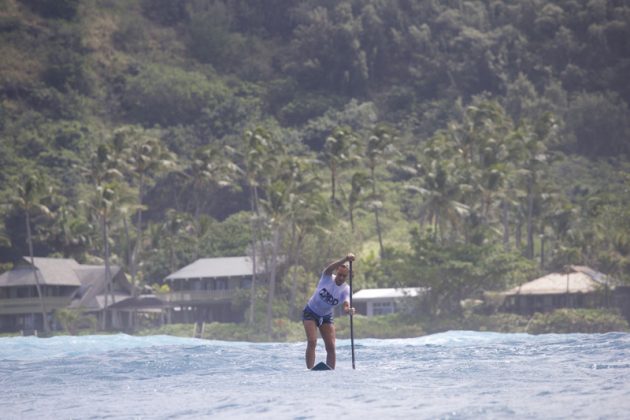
[1,0,629,336]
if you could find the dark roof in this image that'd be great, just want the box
[0,257,134,311]
[71,265,132,310]
[0,257,82,287]
[108,295,165,310]
[70,293,131,311]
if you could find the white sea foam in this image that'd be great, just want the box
[1,331,629,419]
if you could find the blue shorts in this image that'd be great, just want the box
[302,305,333,327]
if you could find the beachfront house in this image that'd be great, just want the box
[352,287,428,316]
[499,265,613,315]
[0,257,133,333]
[157,256,262,324]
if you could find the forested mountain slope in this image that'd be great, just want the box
[1,0,628,317]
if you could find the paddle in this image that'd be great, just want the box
[349,260,356,369]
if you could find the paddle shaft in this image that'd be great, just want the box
[349,260,356,369]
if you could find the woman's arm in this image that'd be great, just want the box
[323,253,355,275]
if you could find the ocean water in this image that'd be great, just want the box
[1,331,629,419]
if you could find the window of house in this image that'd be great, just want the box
[576,293,584,306]
[216,279,227,290]
[372,301,394,315]
[17,287,32,298]
[552,295,565,306]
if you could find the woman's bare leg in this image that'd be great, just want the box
[303,320,318,369]
[319,323,336,369]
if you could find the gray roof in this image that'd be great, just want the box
[71,265,131,310]
[0,257,82,287]
[0,257,133,311]
[108,294,165,310]
[165,257,258,281]
[70,293,131,311]
[503,266,609,296]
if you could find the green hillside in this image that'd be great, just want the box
[1,0,629,322]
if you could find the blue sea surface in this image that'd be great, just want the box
[1,331,629,419]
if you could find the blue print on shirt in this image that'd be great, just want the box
[318,287,339,306]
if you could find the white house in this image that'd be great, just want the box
[352,287,427,316]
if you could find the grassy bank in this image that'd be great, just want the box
[3,309,627,340]
[135,309,629,342]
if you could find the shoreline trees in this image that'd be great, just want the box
[1,0,629,332]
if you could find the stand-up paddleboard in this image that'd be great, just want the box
[311,361,332,371]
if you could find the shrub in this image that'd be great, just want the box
[141,0,188,26]
[335,314,425,339]
[121,64,230,127]
[526,308,630,334]
[22,0,79,20]
[277,94,344,126]
[462,312,530,333]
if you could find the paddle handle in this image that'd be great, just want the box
[349,260,356,369]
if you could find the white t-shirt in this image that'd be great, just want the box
[306,272,350,317]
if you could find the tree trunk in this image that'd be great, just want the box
[526,177,535,259]
[502,200,510,251]
[287,225,305,321]
[105,220,115,328]
[123,216,131,268]
[288,222,298,320]
[248,187,258,325]
[349,204,355,232]
[101,216,108,330]
[26,212,49,333]
[331,160,337,204]
[131,176,144,291]
[266,226,282,338]
[432,212,439,242]
[515,213,523,250]
[371,166,384,258]
[101,214,115,330]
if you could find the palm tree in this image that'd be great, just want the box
[82,144,126,329]
[252,133,292,338]
[183,144,239,222]
[281,155,326,319]
[405,133,470,243]
[89,183,116,329]
[241,128,274,325]
[47,194,95,260]
[259,158,309,337]
[451,101,514,233]
[12,173,52,333]
[348,171,369,232]
[124,127,176,290]
[158,209,195,274]
[323,126,357,205]
[510,115,556,259]
[0,223,9,248]
[365,124,396,257]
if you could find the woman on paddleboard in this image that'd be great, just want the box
[302,253,356,369]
